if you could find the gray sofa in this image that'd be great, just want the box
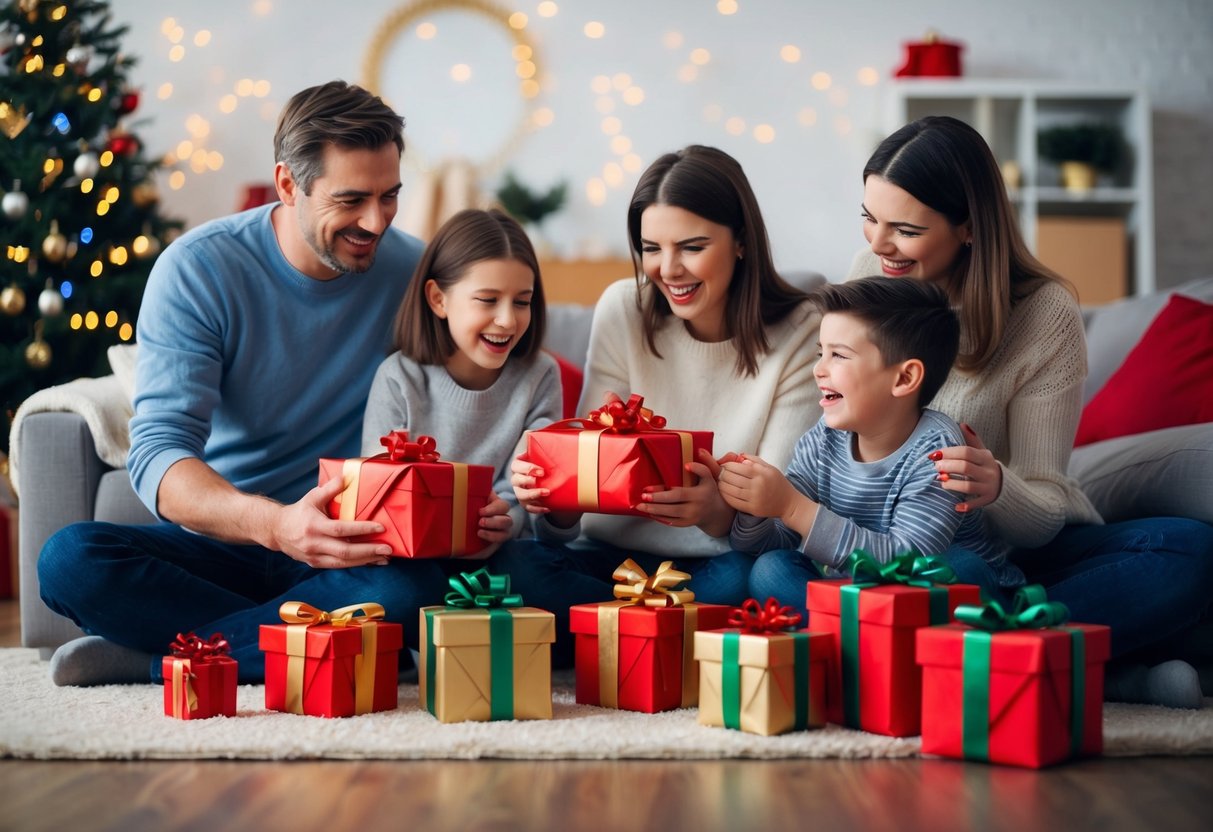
[13,276,1213,655]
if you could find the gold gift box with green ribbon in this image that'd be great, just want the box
[420,569,555,723]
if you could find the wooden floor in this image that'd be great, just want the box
[2,599,1211,832]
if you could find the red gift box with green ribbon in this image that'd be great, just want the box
[259,601,403,718]
[916,586,1110,768]
[420,569,555,723]
[319,430,495,558]
[525,394,713,516]
[570,558,732,713]
[162,632,237,720]
[694,598,832,736]
[806,550,982,737]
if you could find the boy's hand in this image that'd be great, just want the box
[718,455,796,517]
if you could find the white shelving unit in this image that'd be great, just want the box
[886,79,1154,298]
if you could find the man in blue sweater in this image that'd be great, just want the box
[38,81,444,684]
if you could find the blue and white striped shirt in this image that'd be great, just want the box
[731,409,1021,585]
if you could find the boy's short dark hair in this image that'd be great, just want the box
[809,276,960,408]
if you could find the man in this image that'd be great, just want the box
[39,81,446,684]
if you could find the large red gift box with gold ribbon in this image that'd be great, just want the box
[916,587,1110,768]
[319,430,494,558]
[259,602,403,718]
[525,395,712,516]
[570,559,731,712]
[806,552,981,737]
[162,632,237,720]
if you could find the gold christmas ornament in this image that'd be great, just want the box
[0,101,32,139]
[1,283,27,316]
[25,338,52,370]
[131,181,159,208]
[42,220,68,263]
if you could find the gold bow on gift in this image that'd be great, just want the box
[612,558,696,607]
[598,559,700,708]
[277,601,386,715]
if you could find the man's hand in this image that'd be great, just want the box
[269,476,393,568]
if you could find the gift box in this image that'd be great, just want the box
[420,569,555,723]
[260,602,368,718]
[917,587,1111,768]
[570,559,731,712]
[319,430,494,558]
[806,551,981,736]
[162,632,237,720]
[695,599,831,736]
[525,394,712,516]
[339,603,404,714]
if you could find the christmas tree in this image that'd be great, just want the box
[0,0,181,455]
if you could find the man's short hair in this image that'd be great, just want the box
[810,276,960,407]
[273,80,404,194]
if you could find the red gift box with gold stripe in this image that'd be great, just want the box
[319,430,494,558]
[259,602,401,718]
[162,632,237,720]
[525,395,712,516]
[570,559,731,712]
[916,587,1110,768]
[806,552,981,737]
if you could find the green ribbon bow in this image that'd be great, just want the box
[954,585,1086,762]
[426,569,523,720]
[839,550,957,729]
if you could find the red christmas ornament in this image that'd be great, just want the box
[116,89,140,116]
[108,132,139,157]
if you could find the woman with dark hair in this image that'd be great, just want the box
[495,145,821,660]
[850,115,1213,708]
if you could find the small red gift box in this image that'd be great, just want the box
[806,553,981,737]
[916,588,1111,768]
[319,430,494,558]
[570,559,732,712]
[162,632,237,720]
[525,394,712,516]
[259,602,382,718]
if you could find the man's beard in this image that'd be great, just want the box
[303,222,378,275]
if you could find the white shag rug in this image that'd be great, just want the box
[1,648,1210,761]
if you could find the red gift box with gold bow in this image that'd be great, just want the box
[319,430,495,558]
[162,632,237,720]
[525,395,713,516]
[570,558,732,712]
[259,601,403,718]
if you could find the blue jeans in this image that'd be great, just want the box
[748,547,998,624]
[937,518,1213,659]
[38,521,459,682]
[489,538,756,667]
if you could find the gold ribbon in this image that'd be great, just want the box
[596,560,696,708]
[574,430,696,510]
[338,458,471,558]
[329,603,387,715]
[277,601,373,714]
[170,658,198,718]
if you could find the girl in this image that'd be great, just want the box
[363,208,562,552]
[495,145,822,662]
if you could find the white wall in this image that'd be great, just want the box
[109,0,1213,288]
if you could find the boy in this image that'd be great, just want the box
[720,277,1020,615]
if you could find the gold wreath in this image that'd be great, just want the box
[361,0,540,175]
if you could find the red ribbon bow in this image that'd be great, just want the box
[168,631,231,663]
[587,394,667,434]
[728,598,802,634]
[380,429,441,462]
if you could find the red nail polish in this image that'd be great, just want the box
[938,472,949,482]
[928,451,943,461]
[957,503,970,513]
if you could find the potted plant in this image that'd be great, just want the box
[494,171,567,256]
[1037,123,1123,192]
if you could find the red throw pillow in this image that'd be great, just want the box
[547,350,584,419]
[1075,294,1213,446]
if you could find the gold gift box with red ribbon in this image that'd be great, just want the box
[319,430,495,558]
[259,601,403,718]
[570,559,732,713]
[162,632,237,720]
[526,394,713,516]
